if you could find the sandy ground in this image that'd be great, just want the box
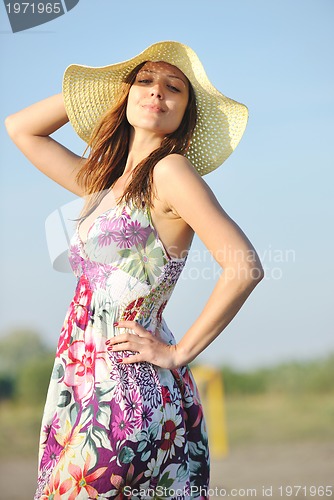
[1,441,333,499]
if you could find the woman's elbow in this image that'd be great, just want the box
[244,263,265,289]
[5,114,19,139]
[232,263,265,290]
[5,114,31,145]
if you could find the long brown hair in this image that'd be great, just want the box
[76,61,197,220]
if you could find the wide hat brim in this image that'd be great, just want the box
[62,40,248,176]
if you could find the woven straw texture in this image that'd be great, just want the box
[62,41,248,176]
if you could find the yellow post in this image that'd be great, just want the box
[191,364,228,459]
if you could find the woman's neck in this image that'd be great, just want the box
[123,128,163,175]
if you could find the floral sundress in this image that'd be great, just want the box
[34,199,210,500]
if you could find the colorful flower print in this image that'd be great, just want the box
[40,440,63,470]
[159,404,186,462]
[35,200,209,499]
[133,404,154,429]
[84,260,117,289]
[67,453,108,500]
[40,470,72,500]
[122,296,145,321]
[124,389,142,418]
[68,243,83,275]
[54,420,85,459]
[125,219,151,247]
[63,330,109,405]
[71,274,93,331]
[111,409,135,441]
[56,309,74,358]
[161,385,172,405]
[110,463,144,499]
[119,232,167,284]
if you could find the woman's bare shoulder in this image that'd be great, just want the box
[152,153,217,219]
[153,153,203,187]
[155,153,197,171]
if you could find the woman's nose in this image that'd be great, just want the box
[150,83,164,99]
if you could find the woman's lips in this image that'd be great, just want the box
[142,104,165,113]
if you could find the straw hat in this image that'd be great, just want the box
[62,40,248,176]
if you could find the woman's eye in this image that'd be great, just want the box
[136,78,181,93]
[168,85,181,93]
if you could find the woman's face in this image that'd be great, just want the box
[126,61,189,137]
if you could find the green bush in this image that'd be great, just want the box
[0,375,15,400]
[15,354,55,406]
[221,366,268,395]
[221,353,334,396]
[0,329,48,378]
[264,354,334,395]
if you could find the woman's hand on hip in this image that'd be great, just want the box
[106,320,182,369]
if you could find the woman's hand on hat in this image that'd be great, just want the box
[106,320,182,369]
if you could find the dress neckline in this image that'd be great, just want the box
[77,204,119,245]
[76,200,188,263]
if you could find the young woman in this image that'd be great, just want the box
[6,41,264,499]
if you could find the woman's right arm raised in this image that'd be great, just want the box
[5,93,85,196]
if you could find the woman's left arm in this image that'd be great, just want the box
[108,155,264,368]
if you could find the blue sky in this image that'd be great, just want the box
[0,0,333,369]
